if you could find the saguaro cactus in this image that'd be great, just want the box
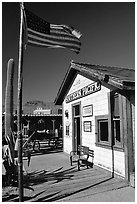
[5,59,15,163]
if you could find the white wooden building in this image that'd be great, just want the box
[55,61,135,186]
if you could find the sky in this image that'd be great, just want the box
[2,2,135,106]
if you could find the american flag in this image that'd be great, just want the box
[24,8,82,54]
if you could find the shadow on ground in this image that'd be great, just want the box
[2,166,77,202]
[36,177,114,202]
[3,164,119,202]
[3,175,116,202]
[24,166,76,186]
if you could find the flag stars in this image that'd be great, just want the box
[25,9,50,34]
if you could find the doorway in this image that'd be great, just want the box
[72,103,81,152]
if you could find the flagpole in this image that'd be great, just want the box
[17,2,24,202]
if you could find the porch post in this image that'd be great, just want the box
[107,92,114,178]
[122,94,134,182]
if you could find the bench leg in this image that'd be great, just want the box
[70,156,72,166]
[87,163,89,169]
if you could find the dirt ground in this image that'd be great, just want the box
[2,148,135,202]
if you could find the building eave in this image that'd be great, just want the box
[54,61,135,105]
[54,62,78,105]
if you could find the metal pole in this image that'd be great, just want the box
[17,2,24,202]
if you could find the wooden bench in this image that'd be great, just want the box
[70,145,94,171]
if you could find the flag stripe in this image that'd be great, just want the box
[27,28,81,47]
[28,38,80,52]
[28,37,81,53]
[51,24,74,34]
[24,8,81,53]
[28,28,81,45]
[51,27,80,42]
[28,40,80,53]
[28,35,81,50]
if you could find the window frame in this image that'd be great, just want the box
[95,114,111,148]
[108,92,124,151]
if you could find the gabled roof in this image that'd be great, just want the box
[54,61,135,105]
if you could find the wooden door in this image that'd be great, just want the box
[72,103,81,152]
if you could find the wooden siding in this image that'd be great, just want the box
[63,74,125,177]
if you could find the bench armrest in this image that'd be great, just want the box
[70,150,79,166]
[70,150,78,156]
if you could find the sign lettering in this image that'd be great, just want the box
[66,81,101,103]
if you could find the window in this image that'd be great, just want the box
[74,105,80,116]
[66,125,69,136]
[111,93,123,149]
[114,119,120,143]
[113,94,119,117]
[95,115,110,147]
[99,119,108,142]
[58,108,62,114]
[95,93,124,150]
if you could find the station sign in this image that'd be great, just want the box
[66,81,101,103]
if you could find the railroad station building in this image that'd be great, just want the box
[55,61,135,186]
